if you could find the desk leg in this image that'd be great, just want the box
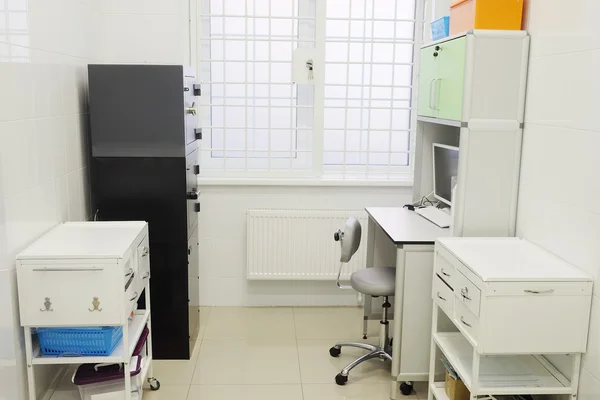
[363,216,376,338]
[390,247,406,399]
[24,327,36,400]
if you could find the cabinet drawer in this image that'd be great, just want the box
[454,269,481,316]
[453,299,479,344]
[435,252,455,288]
[433,276,454,318]
[18,265,122,326]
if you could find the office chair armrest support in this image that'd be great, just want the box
[336,262,353,290]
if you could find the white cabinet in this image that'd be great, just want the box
[16,222,159,400]
[413,31,530,237]
[428,237,593,399]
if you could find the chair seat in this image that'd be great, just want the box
[350,267,396,297]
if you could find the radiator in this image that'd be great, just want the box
[246,209,368,280]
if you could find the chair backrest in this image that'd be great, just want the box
[340,217,361,263]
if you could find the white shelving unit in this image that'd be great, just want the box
[412,30,530,238]
[428,237,593,400]
[16,222,160,400]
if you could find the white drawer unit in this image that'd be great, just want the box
[16,221,160,400]
[428,237,593,400]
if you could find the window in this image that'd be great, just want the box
[196,0,420,181]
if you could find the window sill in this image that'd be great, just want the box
[196,177,414,187]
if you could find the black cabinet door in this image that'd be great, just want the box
[91,157,188,243]
[88,65,187,158]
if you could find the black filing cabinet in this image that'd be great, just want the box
[88,65,200,359]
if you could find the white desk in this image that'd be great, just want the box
[364,207,449,399]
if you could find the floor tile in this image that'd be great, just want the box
[293,307,366,340]
[152,351,199,386]
[297,339,392,384]
[143,384,190,400]
[192,338,301,385]
[203,306,295,340]
[413,381,428,399]
[197,306,211,340]
[302,383,417,400]
[187,384,303,400]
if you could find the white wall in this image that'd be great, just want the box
[197,185,412,306]
[0,0,101,398]
[99,0,191,65]
[517,0,600,398]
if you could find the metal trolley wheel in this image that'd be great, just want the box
[148,377,161,391]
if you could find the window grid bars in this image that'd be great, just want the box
[205,0,317,171]
[387,0,399,171]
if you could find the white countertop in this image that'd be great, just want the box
[17,221,147,260]
[437,237,592,282]
[366,207,450,245]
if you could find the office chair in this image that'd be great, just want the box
[329,217,395,385]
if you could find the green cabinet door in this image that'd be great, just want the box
[417,46,439,118]
[436,36,467,121]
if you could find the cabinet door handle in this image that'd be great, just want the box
[429,78,436,110]
[460,287,471,301]
[124,268,134,277]
[129,292,139,302]
[524,289,555,294]
[432,78,440,110]
[142,271,151,280]
[460,316,472,327]
[141,247,149,257]
[436,292,446,301]
[440,268,450,277]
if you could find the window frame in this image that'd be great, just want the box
[195,0,424,183]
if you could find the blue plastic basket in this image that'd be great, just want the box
[431,16,450,41]
[37,326,123,356]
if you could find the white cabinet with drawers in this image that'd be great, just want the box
[16,222,160,400]
[428,237,593,400]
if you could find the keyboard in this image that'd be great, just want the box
[415,206,452,228]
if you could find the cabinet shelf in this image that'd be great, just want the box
[430,382,449,400]
[433,332,572,396]
[31,310,150,365]
[417,115,464,127]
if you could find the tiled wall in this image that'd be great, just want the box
[99,0,190,65]
[517,0,600,398]
[0,0,101,398]
[197,185,412,306]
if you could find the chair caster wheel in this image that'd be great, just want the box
[148,378,160,391]
[335,373,348,385]
[329,346,341,357]
[399,382,413,396]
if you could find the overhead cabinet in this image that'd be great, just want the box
[417,30,529,124]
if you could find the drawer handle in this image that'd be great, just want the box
[460,287,472,301]
[524,289,555,294]
[129,292,139,302]
[436,292,446,301]
[460,316,472,328]
[40,297,53,312]
[33,267,104,272]
[142,271,151,280]
[124,268,134,277]
[440,268,450,277]
[88,297,102,312]
[141,247,149,257]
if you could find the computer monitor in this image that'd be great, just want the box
[433,143,459,206]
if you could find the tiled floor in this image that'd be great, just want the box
[51,307,429,400]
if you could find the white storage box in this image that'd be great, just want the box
[73,356,143,400]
